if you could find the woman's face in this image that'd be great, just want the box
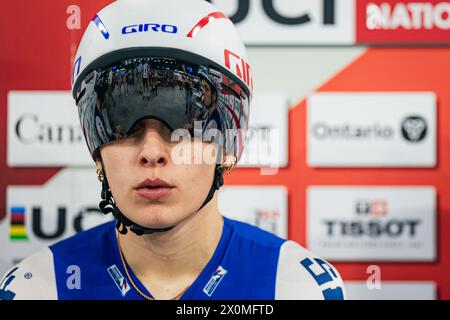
[98,118,218,229]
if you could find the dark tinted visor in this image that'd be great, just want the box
[75,56,250,160]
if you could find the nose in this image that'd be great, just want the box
[136,119,171,168]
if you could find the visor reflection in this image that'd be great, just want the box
[76,57,249,160]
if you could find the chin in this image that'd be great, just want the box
[133,208,175,228]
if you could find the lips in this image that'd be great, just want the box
[134,178,174,200]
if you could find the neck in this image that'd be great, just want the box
[117,196,224,284]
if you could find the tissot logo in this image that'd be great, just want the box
[355,200,387,217]
[323,199,421,238]
[401,116,428,143]
[15,114,84,145]
[308,187,436,261]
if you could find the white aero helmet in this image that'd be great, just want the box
[72,0,252,161]
[72,0,253,235]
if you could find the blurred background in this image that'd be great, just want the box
[1,0,449,299]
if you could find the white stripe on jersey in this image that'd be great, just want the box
[0,248,57,300]
[275,240,346,300]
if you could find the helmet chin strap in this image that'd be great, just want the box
[98,164,224,236]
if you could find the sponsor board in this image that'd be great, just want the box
[209,0,355,45]
[307,186,436,261]
[345,281,437,300]
[218,186,288,238]
[307,92,436,167]
[238,94,288,168]
[0,169,112,275]
[7,91,92,167]
[357,0,450,43]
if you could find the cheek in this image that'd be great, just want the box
[175,161,215,206]
[181,164,213,189]
[100,147,133,201]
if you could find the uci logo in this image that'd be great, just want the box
[206,0,336,26]
[122,23,178,35]
[9,206,111,241]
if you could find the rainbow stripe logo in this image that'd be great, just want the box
[10,207,28,241]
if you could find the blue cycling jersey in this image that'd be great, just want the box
[0,216,345,300]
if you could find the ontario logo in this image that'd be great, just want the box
[107,265,130,297]
[9,206,29,241]
[203,265,227,297]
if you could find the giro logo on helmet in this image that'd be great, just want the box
[122,23,178,35]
